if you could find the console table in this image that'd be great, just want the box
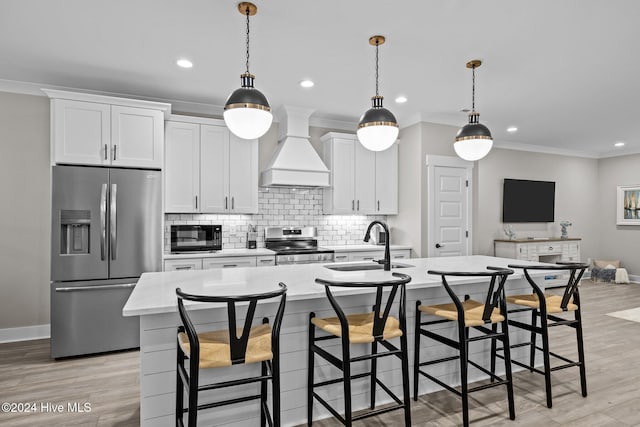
[494,238,581,286]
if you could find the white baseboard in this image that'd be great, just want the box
[0,324,50,343]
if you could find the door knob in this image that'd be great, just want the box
[435,243,443,248]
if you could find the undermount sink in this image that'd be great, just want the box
[324,262,414,272]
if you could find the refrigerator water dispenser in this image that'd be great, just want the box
[60,210,90,255]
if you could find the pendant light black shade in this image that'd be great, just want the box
[357,36,398,152]
[454,60,493,161]
[223,2,272,140]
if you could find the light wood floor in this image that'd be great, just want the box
[1,280,638,426]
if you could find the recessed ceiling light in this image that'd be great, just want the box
[614,141,625,147]
[176,59,193,68]
[395,96,408,104]
[299,79,314,88]
[507,126,518,133]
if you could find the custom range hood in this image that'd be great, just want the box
[260,105,330,187]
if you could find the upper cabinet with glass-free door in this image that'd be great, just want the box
[44,89,169,168]
[164,115,258,214]
[321,132,398,215]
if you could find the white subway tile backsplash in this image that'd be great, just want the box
[164,188,386,251]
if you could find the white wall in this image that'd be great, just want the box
[0,92,50,329]
[474,148,600,262]
[596,154,640,274]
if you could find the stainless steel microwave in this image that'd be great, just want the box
[171,225,222,253]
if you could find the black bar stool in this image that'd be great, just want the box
[414,267,515,427]
[496,262,589,408]
[307,272,412,426]
[175,283,287,427]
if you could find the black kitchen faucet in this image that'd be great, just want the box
[364,221,391,271]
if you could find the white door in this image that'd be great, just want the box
[228,134,258,213]
[53,99,111,165]
[354,142,376,213]
[200,124,229,212]
[426,155,473,257]
[164,121,200,212]
[111,106,163,168]
[329,137,356,214]
[375,142,398,214]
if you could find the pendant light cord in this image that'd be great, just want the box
[471,65,476,112]
[245,6,251,74]
[375,40,379,97]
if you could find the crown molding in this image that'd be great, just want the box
[493,140,600,159]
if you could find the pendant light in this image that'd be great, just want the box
[454,59,493,161]
[223,2,272,140]
[357,35,399,152]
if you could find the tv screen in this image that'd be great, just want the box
[502,179,555,223]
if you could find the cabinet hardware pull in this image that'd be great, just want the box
[223,264,237,268]
[232,197,235,210]
[352,200,355,211]
[175,266,192,270]
[104,144,108,161]
[357,200,360,211]
[225,196,228,210]
[195,196,198,209]
[260,259,272,263]
[377,200,380,211]
[113,145,117,160]
[363,257,374,260]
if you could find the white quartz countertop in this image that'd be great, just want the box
[124,255,550,317]
[164,248,276,259]
[324,244,412,252]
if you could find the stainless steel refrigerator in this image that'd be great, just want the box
[50,165,161,358]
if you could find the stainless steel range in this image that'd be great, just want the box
[265,226,334,265]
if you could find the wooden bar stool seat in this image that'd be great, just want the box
[177,323,274,369]
[310,311,403,343]
[175,283,287,427]
[414,267,516,427]
[307,272,412,426]
[505,293,579,313]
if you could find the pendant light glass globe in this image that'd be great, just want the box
[357,35,398,152]
[454,113,493,161]
[224,73,273,140]
[223,2,272,140]
[357,96,399,151]
[454,60,493,161]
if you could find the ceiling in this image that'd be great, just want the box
[1,0,639,158]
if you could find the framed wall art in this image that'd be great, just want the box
[617,184,640,225]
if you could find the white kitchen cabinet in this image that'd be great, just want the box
[256,256,276,267]
[202,257,257,269]
[164,122,200,212]
[164,116,258,214]
[45,90,168,168]
[344,249,411,262]
[164,258,203,271]
[375,143,398,214]
[110,105,163,168]
[321,132,398,215]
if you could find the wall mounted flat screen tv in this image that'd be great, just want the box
[502,179,555,223]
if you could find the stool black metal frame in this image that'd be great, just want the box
[176,283,287,427]
[307,272,412,426]
[414,267,515,427]
[494,262,588,408]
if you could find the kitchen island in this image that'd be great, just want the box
[123,255,548,426]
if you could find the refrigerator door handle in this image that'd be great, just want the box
[55,283,137,292]
[100,183,107,261]
[110,183,117,260]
